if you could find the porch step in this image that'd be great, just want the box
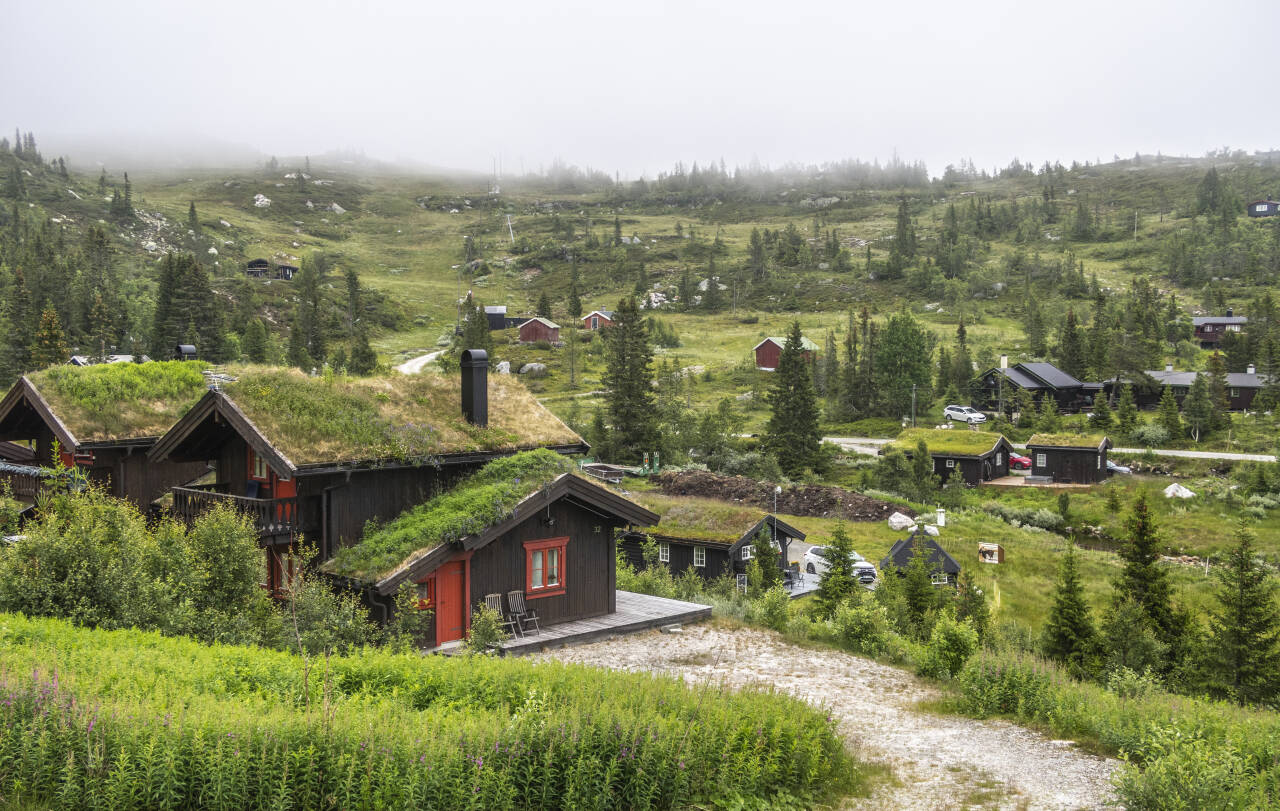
[1025,475,1054,484]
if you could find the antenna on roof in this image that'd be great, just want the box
[202,367,237,392]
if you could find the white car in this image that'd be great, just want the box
[943,404,987,424]
[803,545,877,584]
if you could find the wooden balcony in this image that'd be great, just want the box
[171,486,300,538]
[0,465,54,503]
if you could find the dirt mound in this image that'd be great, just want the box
[655,470,911,522]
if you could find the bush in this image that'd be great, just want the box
[466,603,511,652]
[1129,424,1170,447]
[831,597,891,657]
[759,585,791,632]
[917,611,978,679]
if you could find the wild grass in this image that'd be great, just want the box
[0,612,860,809]
[629,490,768,542]
[891,428,1007,457]
[29,361,209,441]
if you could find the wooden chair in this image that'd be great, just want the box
[484,593,522,638]
[507,590,540,636]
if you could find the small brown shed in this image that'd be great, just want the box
[518,317,560,344]
[753,336,818,371]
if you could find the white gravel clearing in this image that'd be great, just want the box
[537,624,1118,810]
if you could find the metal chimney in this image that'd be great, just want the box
[461,349,488,426]
[1165,363,1174,373]
[1227,307,1234,317]
[1248,364,1257,375]
[999,354,1008,369]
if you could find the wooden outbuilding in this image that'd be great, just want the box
[245,258,271,278]
[274,262,298,280]
[1026,433,1111,484]
[1248,198,1279,218]
[889,428,1013,485]
[581,310,615,330]
[0,362,211,509]
[879,531,962,586]
[618,514,804,586]
[518,317,560,344]
[753,336,818,371]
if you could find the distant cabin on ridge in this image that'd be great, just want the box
[518,317,560,344]
[754,336,818,371]
[1248,197,1279,218]
[582,310,615,330]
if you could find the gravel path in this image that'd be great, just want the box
[537,624,1117,810]
[394,349,445,374]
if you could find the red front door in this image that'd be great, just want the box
[434,560,468,646]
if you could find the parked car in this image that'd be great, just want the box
[1107,459,1132,474]
[942,404,987,424]
[1009,453,1032,470]
[803,545,877,583]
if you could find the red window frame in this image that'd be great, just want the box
[247,448,271,483]
[263,546,298,598]
[523,536,569,599]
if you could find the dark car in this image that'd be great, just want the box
[1009,453,1031,470]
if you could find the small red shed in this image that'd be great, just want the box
[582,310,615,330]
[753,336,819,371]
[518,317,560,344]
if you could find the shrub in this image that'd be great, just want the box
[466,604,510,652]
[1129,424,1170,447]
[759,585,791,632]
[831,597,891,657]
[917,611,978,679]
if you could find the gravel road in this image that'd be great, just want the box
[538,624,1117,810]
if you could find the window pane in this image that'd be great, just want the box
[694,546,705,567]
[532,550,544,588]
[548,549,560,586]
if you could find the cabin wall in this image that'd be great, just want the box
[469,500,622,626]
[1030,448,1105,484]
[619,534,731,581]
[93,448,208,508]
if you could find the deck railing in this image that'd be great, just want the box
[171,486,299,537]
[0,467,55,502]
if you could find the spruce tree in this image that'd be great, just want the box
[901,540,940,638]
[1042,544,1098,675]
[348,328,378,375]
[822,330,839,404]
[748,227,767,282]
[296,255,328,365]
[286,319,312,371]
[122,172,132,215]
[1206,521,1280,705]
[1089,394,1114,430]
[1037,396,1062,432]
[935,345,953,398]
[1026,299,1048,357]
[242,318,268,363]
[1056,308,1087,379]
[31,308,68,370]
[1206,351,1230,430]
[1184,374,1214,441]
[457,295,495,359]
[911,439,939,501]
[814,524,859,619]
[763,321,822,477]
[1157,385,1182,438]
[1112,491,1180,654]
[536,291,552,320]
[953,569,990,643]
[188,201,200,233]
[600,296,657,463]
[1115,384,1138,435]
[87,293,112,362]
[751,530,781,589]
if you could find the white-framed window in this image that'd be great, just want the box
[945,459,955,468]
[658,542,670,563]
[930,572,949,586]
[741,545,753,560]
[1204,324,1215,333]
[736,573,748,592]
[996,453,1003,465]
[1231,388,1240,397]
[1035,453,1047,467]
[693,546,706,568]
[1229,325,1242,332]
[591,316,599,329]
[1098,455,1103,469]
[1258,204,1270,213]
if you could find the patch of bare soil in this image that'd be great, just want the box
[655,470,911,522]
[537,625,1117,810]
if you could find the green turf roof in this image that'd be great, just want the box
[629,491,766,543]
[1027,433,1108,450]
[324,449,576,581]
[763,336,820,351]
[214,366,582,466]
[890,428,1007,457]
[26,361,210,442]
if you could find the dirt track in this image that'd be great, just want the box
[538,624,1117,810]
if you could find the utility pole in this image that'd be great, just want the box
[911,384,917,428]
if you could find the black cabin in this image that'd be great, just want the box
[1026,434,1111,484]
[879,532,962,586]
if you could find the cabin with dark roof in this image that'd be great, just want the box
[1248,198,1279,218]
[245,258,271,278]
[274,261,298,281]
[889,428,1013,486]
[1105,365,1266,410]
[974,361,1100,413]
[1192,311,1247,348]
[754,336,819,372]
[0,362,211,509]
[148,357,587,598]
[1026,433,1111,484]
[879,531,962,586]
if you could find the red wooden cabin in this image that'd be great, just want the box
[518,317,560,344]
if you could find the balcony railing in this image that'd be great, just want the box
[171,486,299,537]
[0,464,59,503]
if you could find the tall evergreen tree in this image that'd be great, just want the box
[30,308,68,369]
[748,227,767,282]
[1026,299,1048,357]
[1112,491,1181,655]
[1089,394,1113,430]
[1206,521,1280,705]
[821,330,839,404]
[1055,308,1087,379]
[763,321,822,477]
[1157,386,1183,438]
[1114,384,1139,435]
[701,259,724,311]
[874,311,934,420]
[294,254,328,365]
[536,291,552,320]
[837,310,860,420]
[187,201,200,233]
[813,524,859,620]
[1183,374,1214,441]
[457,295,495,359]
[885,200,916,279]
[242,318,268,363]
[600,297,657,463]
[1206,351,1230,430]
[1042,544,1098,676]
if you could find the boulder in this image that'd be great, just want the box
[888,511,915,531]
[495,360,511,374]
[917,524,940,536]
[329,202,346,214]
[519,363,547,378]
[1163,483,1196,499]
[219,219,232,228]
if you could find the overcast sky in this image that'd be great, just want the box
[5,0,1278,178]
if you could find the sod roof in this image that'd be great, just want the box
[890,428,1008,457]
[22,361,211,443]
[629,491,770,543]
[325,449,577,581]
[1027,433,1109,450]
[210,366,582,467]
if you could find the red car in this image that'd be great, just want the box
[1009,453,1032,470]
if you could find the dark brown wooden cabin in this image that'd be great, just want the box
[1104,366,1266,411]
[618,514,804,587]
[0,373,208,509]
[369,474,658,647]
[1026,434,1111,484]
[892,429,1013,486]
[879,531,962,586]
[274,262,298,280]
[246,258,271,278]
[148,361,587,597]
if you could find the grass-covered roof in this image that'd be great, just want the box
[1027,433,1108,450]
[325,449,576,581]
[27,361,210,442]
[216,367,582,466]
[629,491,766,543]
[890,428,1007,457]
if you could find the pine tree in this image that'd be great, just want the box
[1112,491,1180,654]
[30,308,68,370]
[813,524,859,619]
[1183,374,1214,441]
[822,330,839,404]
[536,291,552,320]
[188,201,200,233]
[601,297,657,463]
[763,321,822,477]
[1206,521,1280,705]
[1115,384,1138,435]
[1056,308,1087,379]
[1089,394,1114,430]
[1157,385,1182,438]
[242,319,268,362]
[1037,395,1062,432]
[1042,544,1098,675]
[1026,299,1048,356]
[1206,351,1230,430]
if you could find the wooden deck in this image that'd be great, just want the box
[984,475,1095,489]
[498,590,711,655]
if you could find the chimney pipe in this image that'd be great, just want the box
[999,354,1008,369]
[1248,364,1256,375]
[461,349,489,426]
[1227,307,1234,317]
